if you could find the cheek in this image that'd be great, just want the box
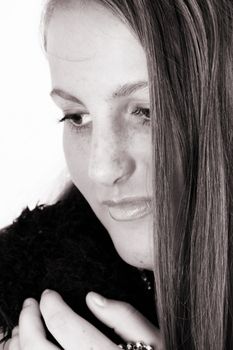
[63,127,91,192]
[131,130,152,186]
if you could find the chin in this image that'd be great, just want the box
[122,256,153,270]
[88,199,154,269]
[106,225,154,270]
[116,246,153,270]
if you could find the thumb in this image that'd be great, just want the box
[86,292,163,350]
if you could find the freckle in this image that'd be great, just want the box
[113,157,123,167]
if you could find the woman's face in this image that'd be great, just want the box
[47,1,183,269]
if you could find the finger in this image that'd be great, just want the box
[19,298,59,350]
[3,328,20,350]
[2,339,12,350]
[86,292,163,349]
[40,290,118,350]
[12,327,19,338]
[6,335,20,350]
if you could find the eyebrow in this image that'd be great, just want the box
[50,81,148,105]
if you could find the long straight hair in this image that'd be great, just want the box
[43,1,233,349]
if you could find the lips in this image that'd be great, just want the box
[105,198,152,222]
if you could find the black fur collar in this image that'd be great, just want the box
[0,188,157,344]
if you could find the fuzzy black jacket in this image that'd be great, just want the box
[0,187,157,345]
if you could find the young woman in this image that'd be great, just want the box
[4,0,233,349]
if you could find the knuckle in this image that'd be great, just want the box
[117,301,139,317]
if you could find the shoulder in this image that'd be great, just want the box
[0,186,106,244]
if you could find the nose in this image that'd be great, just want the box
[88,122,136,187]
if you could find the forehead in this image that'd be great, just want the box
[46,2,148,102]
[46,2,147,69]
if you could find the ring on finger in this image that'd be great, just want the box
[118,341,154,350]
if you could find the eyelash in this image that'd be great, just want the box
[132,107,150,126]
[59,113,91,133]
[58,107,150,133]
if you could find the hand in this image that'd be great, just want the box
[4,290,164,350]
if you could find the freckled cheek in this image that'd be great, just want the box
[130,131,152,169]
[63,127,91,189]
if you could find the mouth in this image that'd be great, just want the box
[105,198,152,222]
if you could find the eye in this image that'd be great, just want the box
[59,113,92,131]
[131,107,150,125]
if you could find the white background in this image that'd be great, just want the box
[0,1,67,229]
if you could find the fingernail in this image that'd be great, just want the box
[90,292,106,307]
[23,298,35,308]
[42,289,53,296]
